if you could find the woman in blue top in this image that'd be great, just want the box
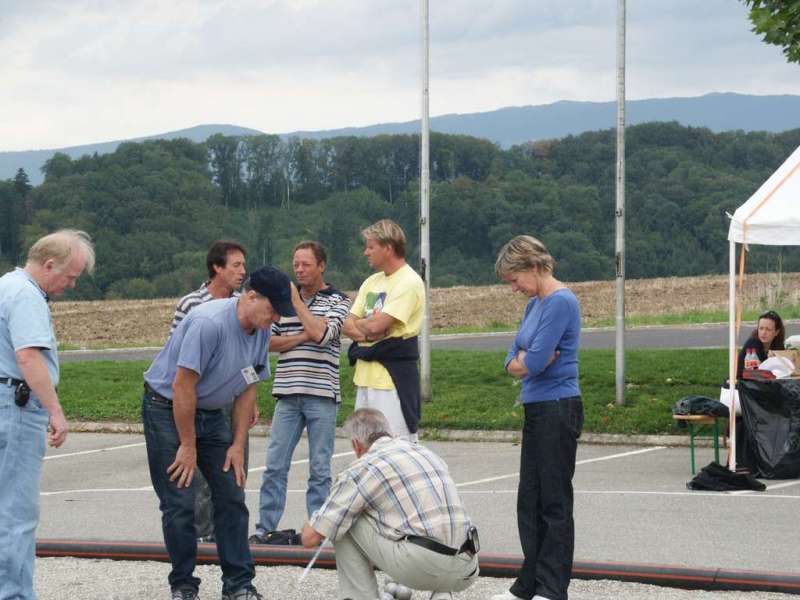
[491,235,583,600]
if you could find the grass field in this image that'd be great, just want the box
[59,348,726,435]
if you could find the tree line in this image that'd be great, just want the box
[1,122,798,300]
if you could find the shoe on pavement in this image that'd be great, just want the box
[429,592,453,600]
[170,588,199,600]
[490,592,524,600]
[532,596,553,600]
[248,528,299,545]
[221,586,264,600]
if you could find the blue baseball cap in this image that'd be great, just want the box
[246,266,296,317]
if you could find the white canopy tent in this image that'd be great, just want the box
[726,145,800,470]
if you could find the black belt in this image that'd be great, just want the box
[403,535,464,556]
[0,377,24,387]
[144,382,172,404]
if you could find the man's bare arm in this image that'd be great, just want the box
[168,367,200,488]
[16,348,67,448]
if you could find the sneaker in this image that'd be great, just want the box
[249,529,299,545]
[221,587,263,600]
[171,588,198,600]
[490,592,524,600]
[197,534,215,543]
[429,593,453,600]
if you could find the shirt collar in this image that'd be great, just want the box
[17,267,48,301]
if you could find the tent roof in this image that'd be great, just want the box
[728,145,800,246]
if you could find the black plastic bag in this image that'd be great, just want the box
[687,461,765,491]
[738,380,800,479]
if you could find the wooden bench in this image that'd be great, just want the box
[672,414,727,474]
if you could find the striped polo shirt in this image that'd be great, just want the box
[271,284,350,402]
[170,281,239,335]
[309,436,473,546]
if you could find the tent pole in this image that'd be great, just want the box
[728,240,737,471]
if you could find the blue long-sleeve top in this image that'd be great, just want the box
[505,288,581,403]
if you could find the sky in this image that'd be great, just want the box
[1,0,799,152]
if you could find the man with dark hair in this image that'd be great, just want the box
[170,240,252,542]
[251,240,351,544]
[301,408,479,600]
[343,219,425,442]
[171,240,247,333]
[144,266,296,600]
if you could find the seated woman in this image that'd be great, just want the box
[737,310,785,379]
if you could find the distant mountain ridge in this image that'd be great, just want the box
[4,92,800,184]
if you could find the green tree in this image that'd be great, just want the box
[742,0,800,63]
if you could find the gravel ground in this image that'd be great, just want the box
[34,559,797,600]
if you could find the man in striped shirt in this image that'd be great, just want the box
[301,409,479,600]
[251,241,351,543]
[170,240,254,543]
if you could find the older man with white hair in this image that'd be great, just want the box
[0,229,95,599]
[301,408,479,600]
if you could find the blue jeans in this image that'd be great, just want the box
[256,394,337,532]
[142,391,255,594]
[0,385,49,600]
[511,397,583,600]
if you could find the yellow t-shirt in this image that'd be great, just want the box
[350,263,425,389]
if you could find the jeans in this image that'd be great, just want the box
[194,403,249,539]
[142,391,254,594]
[510,397,583,600]
[256,394,337,532]
[0,386,49,600]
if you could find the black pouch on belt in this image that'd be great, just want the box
[15,381,31,407]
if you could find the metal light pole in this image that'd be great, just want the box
[614,0,627,405]
[419,0,432,402]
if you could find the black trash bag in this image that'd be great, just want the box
[686,461,766,492]
[738,380,800,479]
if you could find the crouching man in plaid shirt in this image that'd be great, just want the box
[301,408,479,600]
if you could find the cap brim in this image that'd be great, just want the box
[274,300,296,317]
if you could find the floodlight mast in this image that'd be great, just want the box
[615,0,627,406]
[420,0,432,403]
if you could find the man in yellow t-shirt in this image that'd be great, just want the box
[343,219,425,441]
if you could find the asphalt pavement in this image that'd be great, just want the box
[60,323,743,364]
[38,433,800,575]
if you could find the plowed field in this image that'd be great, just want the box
[51,272,800,348]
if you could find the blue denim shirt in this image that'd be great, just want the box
[0,268,59,387]
[505,288,581,403]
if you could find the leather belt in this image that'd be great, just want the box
[0,377,25,387]
[403,535,463,556]
[144,382,172,404]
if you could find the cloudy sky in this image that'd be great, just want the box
[1,0,798,151]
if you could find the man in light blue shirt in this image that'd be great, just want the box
[143,265,297,600]
[0,229,95,600]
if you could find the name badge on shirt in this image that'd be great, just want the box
[241,366,260,385]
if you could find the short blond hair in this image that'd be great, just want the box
[361,219,406,258]
[495,235,554,278]
[27,229,96,275]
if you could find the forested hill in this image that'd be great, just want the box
[1,122,798,300]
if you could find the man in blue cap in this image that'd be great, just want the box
[143,266,297,600]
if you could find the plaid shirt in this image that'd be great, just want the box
[310,437,472,547]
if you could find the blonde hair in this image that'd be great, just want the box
[361,219,406,258]
[495,235,554,278]
[27,229,96,275]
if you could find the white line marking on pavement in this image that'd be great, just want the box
[44,442,146,460]
[247,450,354,474]
[455,447,665,488]
[458,489,800,500]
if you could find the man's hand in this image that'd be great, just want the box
[301,522,325,548]
[167,444,197,488]
[223,444,247,488]
[48,407,69,448]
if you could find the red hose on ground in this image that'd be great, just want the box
[36,539,800,595]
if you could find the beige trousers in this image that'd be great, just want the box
[334,517,479,600]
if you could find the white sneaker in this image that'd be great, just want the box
[533,596,554,600]
[490,592,524,600]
